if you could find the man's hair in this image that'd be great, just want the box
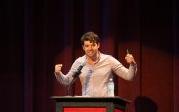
[80,32,100,45]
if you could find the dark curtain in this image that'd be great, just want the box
[1,0,178,112]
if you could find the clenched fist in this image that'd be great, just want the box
[55,64,63,75]
[125,54,136,65]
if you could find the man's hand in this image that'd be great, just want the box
[55,64,63,75]
[125,54,136,65]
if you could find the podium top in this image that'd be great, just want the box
[51,96,131,103]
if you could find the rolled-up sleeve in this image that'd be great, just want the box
[110,56,137,81]
[55,58,83,85]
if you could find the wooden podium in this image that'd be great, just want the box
[51,96,130,112]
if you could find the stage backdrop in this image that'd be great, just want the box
[1,0,178,112]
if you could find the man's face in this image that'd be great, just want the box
[82,41,100,58]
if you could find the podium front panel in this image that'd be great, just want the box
[51,96,129,112]
[64,107,106,112]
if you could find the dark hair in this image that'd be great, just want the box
[80,32,100,45]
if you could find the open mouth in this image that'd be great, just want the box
[87,51,94,55]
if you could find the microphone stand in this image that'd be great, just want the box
[67,65,83,96]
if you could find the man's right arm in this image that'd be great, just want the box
[54,64,71,85]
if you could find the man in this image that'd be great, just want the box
[55,31,137,97]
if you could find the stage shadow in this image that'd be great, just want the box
[135,96,158,112]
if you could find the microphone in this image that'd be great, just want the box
[126,49,130,54]
[72,63,85,78]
